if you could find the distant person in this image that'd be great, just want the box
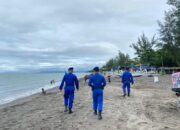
[41,88,46,94]
[121,67,134,97]
[59,67,79,114]
[50,80,55,85]
[84,73,94,85]
[84,75,89,84]
[88,67,106,120]
[107,73,111,83]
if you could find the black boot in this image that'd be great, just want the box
[69,109,73,114]
[123,93,126,97]
[94,110,97,115]
[98,111,102,120]
[128,93,130,97]
[64,106,68,112]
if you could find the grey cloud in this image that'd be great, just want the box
[0,0,168,71]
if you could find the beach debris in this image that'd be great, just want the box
[148,74,153,77]
[41,88,46,94]
[154,76,159,83]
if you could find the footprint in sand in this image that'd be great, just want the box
[2,127,10,130]
[40,126,51,130]
[137,122,148,126]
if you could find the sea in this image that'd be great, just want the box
[0,72,88,105]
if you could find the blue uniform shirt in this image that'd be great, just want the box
[121,71,134,84]
[59,73,79,90]
[88,73,106,90]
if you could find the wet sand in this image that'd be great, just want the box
[0,75,180,130]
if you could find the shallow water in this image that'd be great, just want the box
[0,72,87,105]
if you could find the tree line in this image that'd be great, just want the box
[102,0,180,71]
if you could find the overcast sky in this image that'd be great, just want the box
[0,0,169,72]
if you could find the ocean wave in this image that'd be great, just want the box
[0,82,60,105]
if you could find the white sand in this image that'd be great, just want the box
[0,75,180,130]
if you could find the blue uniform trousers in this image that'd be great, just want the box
[64,86,75,109]
[122,82,131,95]
[92,89,103,112]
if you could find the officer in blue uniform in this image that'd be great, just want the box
[88,67,106,120]
[121,67,134,97]
[59,67,79,114]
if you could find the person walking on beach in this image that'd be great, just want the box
[59,67,79,114]
[121,67,134,97]
[88,67,106,120]
[84,73,94,85]
[107,72,111,83]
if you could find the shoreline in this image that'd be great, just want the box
[0,74,171,109]
[0,76,85,109]
[0,86,58,109]
[0,74,170,109]
[0,72,162,107]
[0,74,172,110]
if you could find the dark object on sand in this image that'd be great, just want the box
[107,73,111,83]
[148,75,153,77]
[94,110,97,115]
[69,109,73,114]
[172,87,180,97]
[176,92,180,97]
[42,88,46,94]
[123,93,126,97]
[98,112,102,120]
[50,80,55,85]
[172,88,180,93]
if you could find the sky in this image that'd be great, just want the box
[0,0,169,72]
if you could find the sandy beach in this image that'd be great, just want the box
[0,75,180,130]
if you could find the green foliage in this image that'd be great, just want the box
[114,51,132,67]
[130,0,180,67]
[130,33,158,66]
[103,58,116,71]
[102,51,133,71]
[158,0,180,66]
[102,0,180,69]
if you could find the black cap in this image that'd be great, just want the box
[68,67,74,71]
[93,66,99,72]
